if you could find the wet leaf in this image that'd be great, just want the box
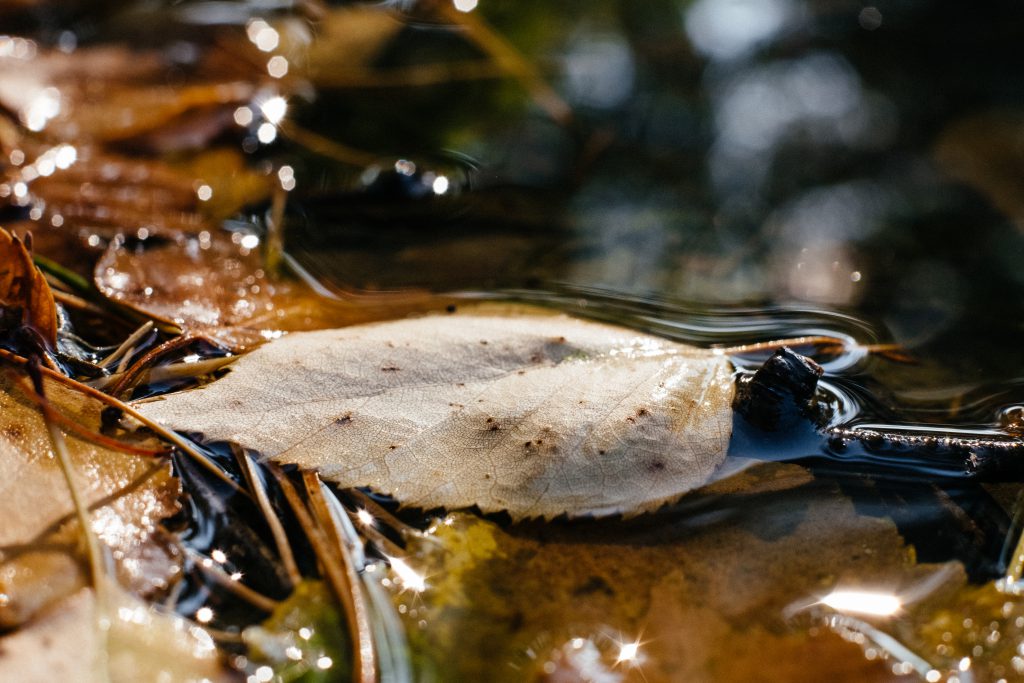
[0,226,57,346]
[95,231,448,349]
[137,311,735,519]
[0,44,251,145]
[7,144,271,240]
[397,466,948,682]
[0,368,180,628]
[0,580,228,682]
[243,580,351,682]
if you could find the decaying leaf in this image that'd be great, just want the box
[0,580,228,683]
[0,368,180,628]
[95,231,449,349]
[397,466,951,682]
[0,227,57,347]
[137,311,735,519]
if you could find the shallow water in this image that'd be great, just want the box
[4,0,1024,681]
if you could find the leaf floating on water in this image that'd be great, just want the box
[0,226,57,347]
[137,311,735,519]
[0,368,180,628]
[0,580,228,683]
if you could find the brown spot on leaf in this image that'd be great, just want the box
[381,366,400,372]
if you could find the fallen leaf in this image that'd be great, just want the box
[0,580,228,683]
[243,580,351,682]
[0,43,251,145]
[7,143,271,240]
[0,226,57,346]
[0,368,180,628]
[95,231,451,349]
[137,311,735,519]
[397,467,948,682]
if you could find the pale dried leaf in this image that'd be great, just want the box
[137,312,735,519]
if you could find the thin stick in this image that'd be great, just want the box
[51,289,109,317]
[269,465,376,683]
[93,355,238,392]
[313,60,504,88]
[9,372,170,457]
[100,321,155,369]
[26,361,108,587]
[279,121,380,167]
[304,472,378,683]
[185,548,281,613]
[0,348,245,493]
[436,2,572,125]
[236,450,302,588]
[265,184,286,279]
[346,488,417,541]
[107,334,198,397]
[719,335,910,361]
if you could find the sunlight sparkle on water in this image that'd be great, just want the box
[259,96,287,124]
[821,589,902,617]
[356,508,375,526]
[389,556,427,592]
[454,0,479,11]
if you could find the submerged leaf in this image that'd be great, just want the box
[399,467,951,682]
[0,580,228,683]
[0,226,57,346]
[243,580,351,682]
[138,311,735,519]
[0,368,179,628]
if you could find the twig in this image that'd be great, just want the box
[185,547,281,613]
[719,335,911,362]
[279,121,380,167]
[99,321,155,369]
[312,60,504,88]
[9,372,170,456]
[107,334,199,397]
[269,465,377,683]
[436,2,572,125]
[236,449,301,588]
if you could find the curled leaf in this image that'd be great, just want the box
[137,311,735,519]
[0,226,57,347]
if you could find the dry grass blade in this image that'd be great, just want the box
[269,464,377,683]
[235,449,301,588]
[25,360,108,587]
[304,473,379,677]
[184,548,280,613]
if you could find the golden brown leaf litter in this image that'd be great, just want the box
[398,463,946,682]
[96,231,450,349]
[0,368,180,629]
